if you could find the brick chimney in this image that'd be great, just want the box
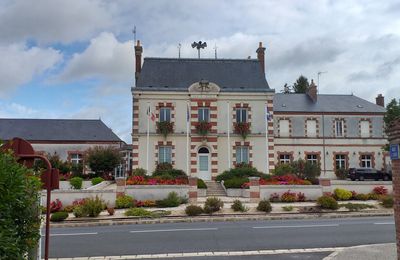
[376,94,385,107]
[135,40,143,85]
[307,79,318,103]
[256,42,266,74]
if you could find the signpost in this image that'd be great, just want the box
[390,144,400,160]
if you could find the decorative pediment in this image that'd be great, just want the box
[188,80,220,94]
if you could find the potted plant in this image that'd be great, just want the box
[156,121,174,138]
[196,121,212,137]
[234,122,251,139]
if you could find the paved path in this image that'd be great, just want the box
[324,243,397,260]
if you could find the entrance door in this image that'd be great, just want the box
[198,147,211,180]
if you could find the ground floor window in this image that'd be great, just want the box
[70,153,83,165]
[306,154,318,165]
[335,154,346,169]
[279,154,291,164]
[158,146,172,164]
[236,146,249,164]
[361,154,372,168]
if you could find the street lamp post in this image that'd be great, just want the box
[191,41,207,58]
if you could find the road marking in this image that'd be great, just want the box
[129,228,218,233]
[47,232,98,237]
[374,222,395,225]
[253,224,339,229]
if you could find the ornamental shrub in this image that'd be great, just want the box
[63,205,75,213]
[334,168,348,180]
[81,196,105,217]
[185,205,204,216]
[50,199,63,212]
[291,159,321,183]
[203,197,224,214]
[269,193,280,202]
[373,186,388,196]
[156,192,181,207]
[131,168,147,177]
[367,193,380,200]
[231,199,248,212]
[85,146,122,176]
[125,207,153,217]
[334,188,352,201]
[380,195,394,208]
[340,203,375,212]
[354,193,369,201]
[317,196,338,210]
[216,165,265,182]
[197,179,207,189]
[115,194,134,209]
[50,211,69,222]
[272,163,295,176]
[281,190,297,202]
[282,206,294,211]
[297,192,306,202]
[73,206,84,218]
[0,151,42,259]
[91,177,104,186]
[69,176,83,189]
[257,199,272,213]
[223,177,249,188]
[152,163,187,179]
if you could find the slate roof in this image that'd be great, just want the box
[0,119,123,142]
[135,58,273,92]
[274,93,386,113]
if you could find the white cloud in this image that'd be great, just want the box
[0,44,62,97]
[56,32,134,83]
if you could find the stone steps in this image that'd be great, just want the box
[204,181,227,197]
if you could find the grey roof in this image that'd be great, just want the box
[135,58,272,92]
[0,119,123,142]
[274,93,386,113]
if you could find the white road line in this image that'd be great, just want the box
[253,224,339,229]
[374,222,395,225]
[129,228,218,233]
[47,232,98,237]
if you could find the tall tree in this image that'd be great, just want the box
[384,98,400,132]
[85,146,122,176]
[292,75,310,93]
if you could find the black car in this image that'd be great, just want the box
[348,168,392,181]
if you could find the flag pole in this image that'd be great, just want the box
[227,101,231,169]
[265,102,269,174]
[186,101,190,176]
[146,102,150,173]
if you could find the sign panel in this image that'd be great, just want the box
[390,144,400,160]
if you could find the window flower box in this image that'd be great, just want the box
[196,121,212,136]
[234,122,251,139]
[156,121,174,138]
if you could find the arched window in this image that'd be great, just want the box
[198,147,209,154]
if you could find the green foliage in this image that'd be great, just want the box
[384,98,400,133]
[185,205,204,216]
[81,196,105,217]
[115,194,134,209]
[340,203,375,212]
[156,121,174,138]
[292,75,310,93]
[91,177,104,186]
[291,159,321,183]
[0,151,42,259]
[317,196,339,210]
[33,152,71,174]
[334,188,352,201]
[85,146,122,175]
[50,211,69,222]
[354,194,369,201]
[203,197,224,214]
[272,163,295,176]
[73,206,84,218]
[152,163,187,179]
[282,206,294,211]
[380,196,394,208]
[197,179,207,189]
[71,163,84,177]
[125,207,153,217]
[335,168,348,180]
[156,192,182,207]
[216,165,265,181]
[231,200,248,212]
[69,176,83,189]
[63,205,75,213]
[280,191,297,202]
[257,199,272,213]
[132,168,147,177]
[223,177,249,188]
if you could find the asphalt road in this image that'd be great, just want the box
[44,216,395,259]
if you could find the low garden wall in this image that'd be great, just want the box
[330,180,393,194]
[58,180,93,190]
[226,189,250,198]
[125,185,189,200]
[41,189,116,207]
[260,185,323,201]
[198,189,207,197]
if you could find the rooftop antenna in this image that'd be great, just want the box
[317,71,327,94]
[191,41,207,59]
[177,43,181,59]
[214,44,218,59]
[132,25,137,43]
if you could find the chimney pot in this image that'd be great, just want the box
[256,42,266,74]
[134,40,143,85]
[376,94,385,107]
[307,79,318,103]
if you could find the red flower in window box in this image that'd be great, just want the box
[196,121,212,136]
[234,122,251,139]
[156,121,174,138]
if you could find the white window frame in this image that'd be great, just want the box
[198,107,210,122]
[236,146,249,164]
[306,154,318,165]
[335,120,344,137]
[360,120,370,138]
[306,120,317,137]
[279,119,290,137]
[158,146,172,164]
[279,154,291,164]
[361,154,372,168]
[70,153,83,165]
[159,107,171,122]
[236,108,248,123]
[335,154,346,169]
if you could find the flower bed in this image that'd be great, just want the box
[241,175,312,188]
[126,175,188,185]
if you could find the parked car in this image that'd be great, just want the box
[348,168,392,181]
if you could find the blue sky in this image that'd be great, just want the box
[1,0,400,143]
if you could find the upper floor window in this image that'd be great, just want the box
[159,146,172,164]
[306,120,317,137]
[361,154,372,168]
[236,146,249,164]
[306,154,318,165]
[279,119,290,137]
[70,153,83,165]
[236,108,248,123]
[198,107,210,122]
[335,120,344,137]
[279,154,291,164]
[335,154,346,169]
[360,120,370,138]
[160,107,171,122]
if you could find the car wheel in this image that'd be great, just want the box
[359,176,364,181]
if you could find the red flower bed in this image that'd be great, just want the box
[241,174,312,188]
[50,199,62,212]
[372,186,388,195]
[126,175,188,185]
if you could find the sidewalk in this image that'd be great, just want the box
[324,243,396,260]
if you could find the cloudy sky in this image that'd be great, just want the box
[0,0,399,143]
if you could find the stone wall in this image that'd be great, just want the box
[42,190,116,207]
[125,185,189,201]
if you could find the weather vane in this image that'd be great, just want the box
[191,41,207,59]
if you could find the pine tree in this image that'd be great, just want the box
[384,98,400,132]
[292,75,310,93]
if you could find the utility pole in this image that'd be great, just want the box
[317,71,327,93]
[191,41,207,59]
